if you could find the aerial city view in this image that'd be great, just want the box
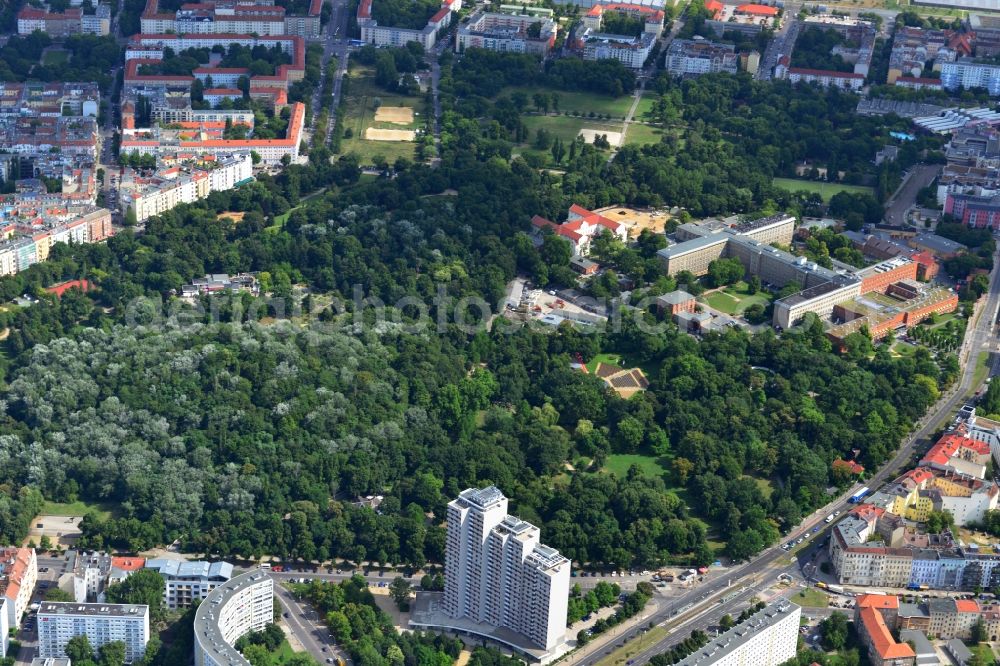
[4,0,1000,662]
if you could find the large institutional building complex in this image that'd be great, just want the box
[37,602,150,664]
[657,214,957,336]
[442,487,571,653]
[194,570,274,666]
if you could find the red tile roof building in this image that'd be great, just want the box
[531,205,628,256]
[735,3,779,17]
[856,597,916,666]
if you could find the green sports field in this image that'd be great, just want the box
[772,178,875,202]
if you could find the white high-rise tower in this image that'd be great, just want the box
[444,487,571,650]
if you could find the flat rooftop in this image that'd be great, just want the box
[657,233,728,259]
[38,602,148,619]
[194,571,272,666]
[672,602,800,665]
[456,486,506,509]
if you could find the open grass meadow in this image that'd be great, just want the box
[772,178,875,202]
[499,86,637,118]
[42,50,68,66]
[339,65,421,165]
[603,454,668,478]
[40,499,116,520]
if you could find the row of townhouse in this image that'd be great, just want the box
[140,0,323,37]
[859,592,1000,661]
[120,153,253,222]
[887,25,970,87]
[830,431,1000,590]
[17,4,110,36]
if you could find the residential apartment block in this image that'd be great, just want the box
[193,571,273,666]
[456,10,557,55]
[141,0,324,38]
[0,200,112,278]
[38,603,150,664]
[18,5,111,36]
[802,14,877,76]
[856,592,1000,660]
[144,559,234,609]
[786,67,865,91]
[121,153,253,222]
[443,487,571,652]
[356,0,456,50]
[671,601,800,666]
[0,548,37,631]
[121,102,305,166]
[941,60,1000,96]
[664,39,738,77]
[56,552,146,605]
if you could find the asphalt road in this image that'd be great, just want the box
[274,583,348,665]
[578,248,1000,666]
[883,163,942,226]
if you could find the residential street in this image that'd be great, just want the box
[884,163,942,226]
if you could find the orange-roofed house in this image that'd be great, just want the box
[857,604,915,666]
[0,547,36,629]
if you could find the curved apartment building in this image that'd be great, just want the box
[194,570,273,666]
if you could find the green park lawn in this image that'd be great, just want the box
[257,640,312,666]
[585,352,623,373]
[772,178,875,202]
[792,587,830,608]
[521,115,622,145]
[500,86,636,118]
[42,50,68,66]
[603,454,667,478]
[622,122,666,146]
[701,281,772,315]
[972,644,997,665]
[40,499,115,520]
